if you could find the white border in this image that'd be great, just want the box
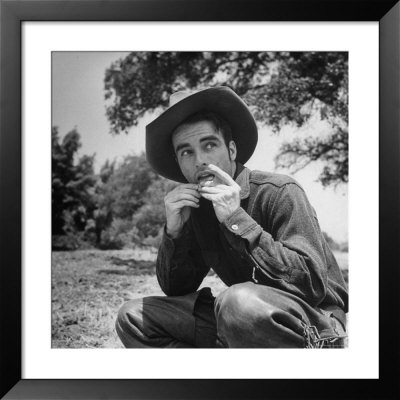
[22,22,379,379]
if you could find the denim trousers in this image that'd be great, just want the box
[115,282,347,348]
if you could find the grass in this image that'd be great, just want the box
[52,248,348,348]
[51,248,227,348]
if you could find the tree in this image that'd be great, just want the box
[104,52,348,186]
[94,153,159,247]
[92,159,116,244]
[132,177,178,239]
[97,153,158,220]
[52,127,97,237]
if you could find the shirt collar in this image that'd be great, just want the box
[234,163,251,200]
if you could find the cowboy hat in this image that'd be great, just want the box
[145,86,258,182]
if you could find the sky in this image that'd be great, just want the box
[52,52,348,243]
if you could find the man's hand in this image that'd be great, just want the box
[198,164,241,223]
[165,184,200,239]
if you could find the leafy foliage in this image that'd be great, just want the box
[96,164,178,249]
[52,140,167,249]
[98,218,134,250]
[94,153,166,248]
[104,52,348,186]
[52,127,97,237]
[132,178,178,239]
[97,153,157,220]
[276,127,348,186]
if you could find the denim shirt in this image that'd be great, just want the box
[156,163,348,312]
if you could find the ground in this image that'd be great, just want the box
[52,248,348,348]
[51,248,227,348]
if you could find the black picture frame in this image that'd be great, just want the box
[1,0,399,399]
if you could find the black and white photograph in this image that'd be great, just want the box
[51,51,349,349]
[2,0,400,396]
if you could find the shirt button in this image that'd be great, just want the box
[231,224,239,231]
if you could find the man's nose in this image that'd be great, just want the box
[195,151,208,168]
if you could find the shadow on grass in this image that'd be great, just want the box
[99,256,156,275]
[98,269,138,275]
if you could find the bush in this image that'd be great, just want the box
[52,234,80,251]
[141,227,164,248]
[131,204,166,239]
[129,177,177,241]
[98,218,134,250]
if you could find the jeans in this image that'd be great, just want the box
[115,282,347,348]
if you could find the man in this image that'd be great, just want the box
[116,86,348,348]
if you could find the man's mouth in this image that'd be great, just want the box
[197,173,215,183]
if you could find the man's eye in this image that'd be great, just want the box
[205,142,216,150]
[181,150,192,157]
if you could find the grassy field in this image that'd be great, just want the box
[52,248,348,348]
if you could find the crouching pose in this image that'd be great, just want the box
[116,87,348,348]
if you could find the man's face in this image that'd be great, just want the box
[172,120,237,184]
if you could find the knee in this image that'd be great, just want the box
[215,282,275,330]
[216,282,266,316]
[115,298,143,335]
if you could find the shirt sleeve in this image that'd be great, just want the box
[220,183,328,306]
[156,223,210,296]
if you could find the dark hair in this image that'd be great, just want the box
[174,110,233,147]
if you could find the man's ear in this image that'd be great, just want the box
[229,140,237,161]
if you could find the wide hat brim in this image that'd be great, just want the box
[146,86,258,182]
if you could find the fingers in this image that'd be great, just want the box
[207,164,236,185]
[179,188,201,197]
[174,199,199,208]
[198,186,225,194]
[178,183,199,189]
[169,184,200,196]
[166,185,200,203]
[166,188,200,200]
[165,184,201,213]
[199,193,213,202]
[199,189,225,202]
[168,192,200,203]
[177,183,199,192]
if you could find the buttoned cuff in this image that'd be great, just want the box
[219,208,265,252]
[221,207,261,237]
